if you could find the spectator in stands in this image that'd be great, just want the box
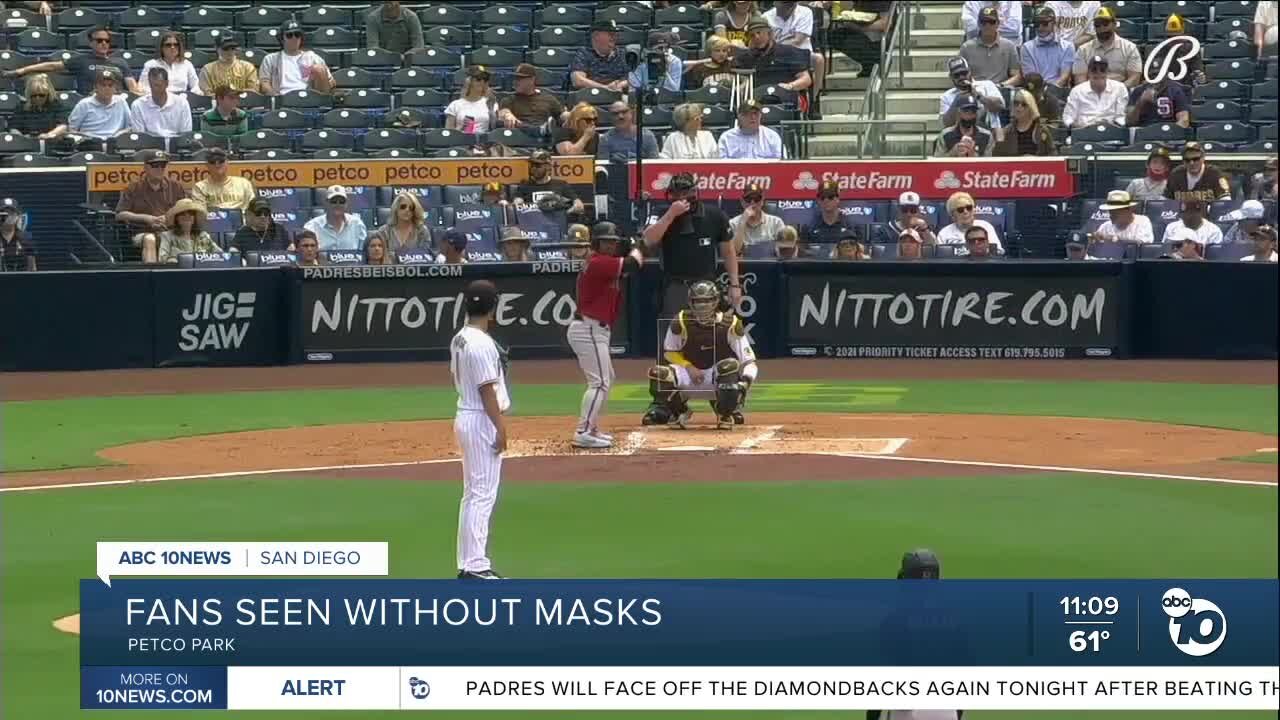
[763,1,826,96]
[897,227,925,260]
[440,229,468,264]
[142,32,202,97]
[365,234,393,266]
[963,224,999,260]
[1250,158,1278,203]
[774,226,800,260]
[498,227,533,262]
[158,198,219,263]
[201,85,249,138]
[500,64,568,131]
[295,230,323,267]
[1092,190,1154,244]
[961,1,1022,44]
[191,148,255,212]
[3,26,139,96]
[445,65,497,135]
[566,223,591,261]
[802,180,859,246]
[994,89,1055,156]
[826,0,891,79]
[129,67,192,138]
[875,191,937,245]
[1161,199,1224,246]
[1065,232,1099,260]
[734,17,813,100]
[11,73,67,140]
[934,95,995,157]
[555,102,600,157]
[713,0,760,46]
[1126,78,1190,128]
[481,183,507,207]
[67,68,130,143]
[1222,200,1267,245]
[1256,1,1278,60]
[570,19,630,93]
[304,185,368,251]
[116,149,186,263]
[1165,142,1232,203]
[1125,146,1174,201]
[730,183,786,254]
[685,36,735,89]
[1162,16,1205,87]
[1022,73,1062,124]
[229,198,290,253]
[1021,6,1075,88]
[960,7,1021,86]
[628,30,684,93]
[597,99,660,162]
[1072,8,1141,89]
[939,191,1003,252]
[515,150,586,216]
[259,20,334,97]
[1044,1,1099,47]
[718,98,785,159]
[370,191,432,253]
[940,57,1004,132]
[1241,225,1278,262]
[1161,227,1205,260]
[365,1,424,58]
[0,198,35,272]
[832,234,867,261]
[1062,56,1126,128]
[199,37,259,95]
[660,103,720,159]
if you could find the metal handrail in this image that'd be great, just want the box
[856,1,913,157]
[781,118,931,160]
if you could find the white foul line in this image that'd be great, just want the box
[733,425,783,452]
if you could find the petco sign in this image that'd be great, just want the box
[632,159,1074,200]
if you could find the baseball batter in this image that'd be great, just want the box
[643,281,758,429]
[566,222,645,449]
[450,280,509,580]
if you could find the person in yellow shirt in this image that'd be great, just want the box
[190,148,256,212]
[198,37,259,95]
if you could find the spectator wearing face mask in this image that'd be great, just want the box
[1021,7,1075,88]
[934,95,994,157]
[1071,7,1141,88]
[1125,146,1174,201]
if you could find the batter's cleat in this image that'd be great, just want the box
[642,407,672,426]
[588,429,614,442]
[457,569,504,580]
[732,411,745,425]
[669,410,692,429]
[572,431,612,449]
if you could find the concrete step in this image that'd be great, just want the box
[885,90,943,116]
[884,70,953,91]
[824,70,871,92]
[883,132,935,158]
[904,49,960,74]
[910,28,965,49]
[807,113,938,135]
[805,132,935,159]
[818,93,863,115]
[830,53,863,73]
[915,3,963,31]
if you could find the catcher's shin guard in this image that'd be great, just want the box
[643,366,687,425]
[712,359,743,423]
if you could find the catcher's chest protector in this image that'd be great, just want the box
[679,311,736,369]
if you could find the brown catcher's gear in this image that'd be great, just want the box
[674,309,740,370]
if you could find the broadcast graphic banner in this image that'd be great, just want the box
[630,158,1075,200]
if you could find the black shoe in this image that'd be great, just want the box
[457,569,504,580]
[732,411,745,425]
[642,406,671,426]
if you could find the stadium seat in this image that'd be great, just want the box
[686,85,734,106]
[573,87,623,107]
[538,26,588,47]
[363,128,418,151]
[112,50,146,72]
[301,129,356,152]
[1197,121,1254,144]
[15,30,66,55]
[379,185,439,209]
[116,6,166,30]
[321,109,372,130]
[0,93,20,114]
[760,106,797,126]
[1193,81,1248,102]
[68,151,120,164]
[54,7,109,33]
[1238,139,1277,153]
[1205,243,1255,261]
[371,147,423,159]
[640,105,674,128]
[181,5,233,27]
[299,6,352,29]
[540,4,593,27]
[1212,2,1259,19]
[239,129,293,152]
[396,88,451,110]
[700,104,735,128]
[1144,199,1182,228]
[261,109,310,131]
[321,250,365,265]
[313,185,374,212]
[331,68,383,94]
[279,90,331,111]
[1264,124,1280,140]
[203,208,242,236]
[478,5,532,29]
[1152,1,1209,20]
[390,67,442,90]
[258,188,306,212]
[251,28,282,48]
[756,84,801,107]
[236,91,270,111]
[189,28,236,51]
[310,27,360,54]
[237,5,290,29]
[1250,103,1278,124]
[111,132,166,154]
[342,89,393,110]
[1070,123,1129,147]
[1139,244,1167,259]
[657,3,704,27]
[242,149,302,161]
[1206,60,1256,81]
[1255,78,1279,101]
[764,200,815,231]
[444,186,487,208]
[469,47,523,71]
[421,129,477,149]
[311,148,362,161]
[1130,124,1188,145]
[597,4,652,25]
[0,51,31,75]
[1088,242,1129,260]
[512,204,567,243]
[1107,1,1150,19]
[1207,18,1252,40]
[1195,100,1247,122]
[487,127,544,149]
[349,48,402,73]
[480,27,527,49]
[6,152,63,167]
[419,5,474,27]
[424,27,470,50]
[1204,40,1254,61]
[934,245,959,258]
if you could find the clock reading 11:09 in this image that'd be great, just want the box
[1060,596,1120,616]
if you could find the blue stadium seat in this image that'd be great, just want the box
[343,89,394,110]
[1070,123,1129,147]
[258,188,307,212]
[530,48,573,74]
[934,245,959,258]
[1139,244,1167,259]
[0,51,32,75]
[1204,40,1254,61]
[487,127,544,149]
[639,105,674,128]
[764,200,816,231]
[261,109,310,131]
[1205,243,1255,261]
[1196,121,1254,144]
[1263,124,1279,140]
[321,250,365,265]
[379,186,440,209]
[869,243,897,259]
[312,186,374,212]
[419,5,474,27]
[1079,200,1110,233]
[452,226,500,261]
[573,86,623,107]
[743,242,777,259]
[973,201,1012,237]
[444,186,487,207]
[512,204,567,243]
[540,4,592,27]
[1206,60,1256,81]
[237,6,290,29]
[841,200,889,224]
[760,106,797,126]
[299,5,353,30]
[248,250,299,267]
[204,208,242,236]
[1193,81,1248,102]
[1143,199,1182,229]
[1195,100,1247,122]
[686,85,734,106]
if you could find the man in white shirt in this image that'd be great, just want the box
[1162,226,1205,260]
[129,66,192,138]
[303,185,368,251]
[1240,225,1277,262]
[258,19,334,97]
[1092,190,1154,244]
[763,1,824,94]
[717,99,785,159]
[450,279,510,581]
[1062,55,1126,128]
[1161,199,1223,246]
[1045,1,1100,46]
[940,57,1004,131]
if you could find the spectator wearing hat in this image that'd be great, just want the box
[1250,158,1278,203]
[157,198,219,263]
[66,68,131,141]
[961,1,1022,44]
[514,150,585,216]
[939,191,1003,252]
[735,16,813,98]
[995,89,1055,156]
[1126,77,1190,128]
[191,148,255,212]
[832,234,867,261]
[962,224,997,260]
[445,66,498,135]
[1161,199,1223,246]
[1241,225,1278,262]
[1222,200,1269,245]
[365,1,424,57]
[201,85,249,138]
[141,31,202,97]
[730,184,787,255]
[1256,1,1278,60]
[304,186,368,251]
[296,229,323,267]
[116,149,187,263]
[1062,55,1126,128]
[3,26,138,96]
[498,227,533,262]
[875,191,937,245]
[628,30,685,93]
[1021,73,1063,124]
[1021,6,1075,87]
[896,228,926,260]
[570,19,630,92]
[774,226,801,260]
[555,103,601,157]
[1072,7,1141,88]
[1161,226,1205,260]
[660,103,720,160]
[1043,0,1100,47]
[1163,15,1206,87]
[0,198,35,272]
[1165,143,1232,203]
[598,99,660,162]
[259,20,334,96]
[1126,147,1174,201]
[1092,190,1154,244]
[934,94,995,157]
[370,191,431,253]
[481,183,507,208]
[500,64,568,130]
[1065,232,1099,260]
[230,198,290,253]
[763,1,826,96]
[440,229,468,264]
[940,56,1004,132]
[566,223,592,260]
[803,180,861,248]
[959,6,1021,86]
[718,99,785,159]
[199,36,258,95]
[130,66,193,138]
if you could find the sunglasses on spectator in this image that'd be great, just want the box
[901,206,920,213]
[30,92,47,98]
[284,31,303,39]
[1093,19,1113,27]
[980,18,998,24]
[744,196,763,204]
[92,37,112,45]
[250,208,270,216]
[956,205,975,213]
[330,198,347,205]
[162,42,180,48]
[147,161,168,168]
[1012,100,1027,107]
[1036,20,1053,26]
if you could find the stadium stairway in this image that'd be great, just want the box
[810,2,961,158]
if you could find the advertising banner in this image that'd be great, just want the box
[151,269,285,367]
[630,158,1075,200]
[298,263,628,362]
[784,265,1124,360]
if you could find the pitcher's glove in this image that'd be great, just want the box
[495,341,510,376]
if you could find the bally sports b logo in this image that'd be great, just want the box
[1162,587,1226,657]
[1143,36,1202,85]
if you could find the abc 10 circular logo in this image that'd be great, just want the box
[1161,587,1226,657]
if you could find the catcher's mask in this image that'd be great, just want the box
[687,280,719,325]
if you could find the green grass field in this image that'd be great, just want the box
[2,378,1276,718]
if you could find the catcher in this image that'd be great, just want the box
[642,280,758,430]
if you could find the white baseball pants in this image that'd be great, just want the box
[566,317,614,434]
[455,411,502,573]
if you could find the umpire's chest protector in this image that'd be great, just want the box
[678,311,739,369]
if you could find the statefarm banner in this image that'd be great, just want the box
[630,158,1075,200]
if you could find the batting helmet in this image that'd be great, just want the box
[897,548,941,579]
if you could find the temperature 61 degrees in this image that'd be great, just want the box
[1070,629,1111,652]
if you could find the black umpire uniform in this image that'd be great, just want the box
[642,173,739,321]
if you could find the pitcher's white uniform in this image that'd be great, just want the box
[450,325,510,574]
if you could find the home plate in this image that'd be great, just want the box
[659,446,719,452]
